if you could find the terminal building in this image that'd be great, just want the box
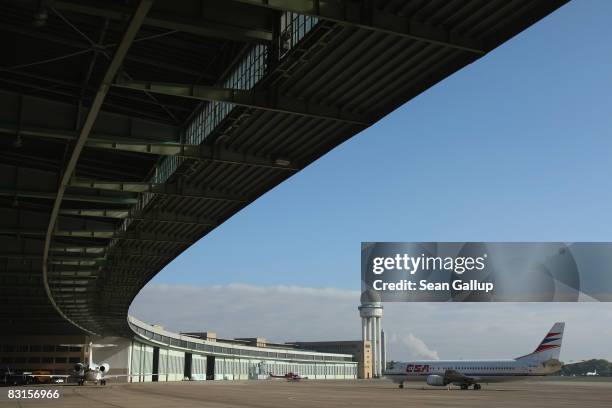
[1,317,359,382]
[290,340,373,379]
[0,0,566,385]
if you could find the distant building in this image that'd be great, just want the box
[1,318,357,382]
[291,340,372,379]
[0,334,87,375]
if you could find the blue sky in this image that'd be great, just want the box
[150,1,612,290]
[132,2,612,361]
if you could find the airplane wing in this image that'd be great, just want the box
[25,374,72,378]
[102,373,153,379]
[444,369,478,385]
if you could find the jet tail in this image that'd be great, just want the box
[516,322,564,362]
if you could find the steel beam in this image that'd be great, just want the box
[114,232,191,244]
[60,209,217,227]
[0,188,138,205]
[106,250,174,258]
[60,209,128,219]
[49,270,100,277]
[86,140,298,170]
[0,91,181,146]
[50,243,107,252]
[0,22,211,79]
[42,0,154,336]
[113,81,372,125]
[0,124,296,170]
[231,0,485,54]
[0,253,103,262]
[0,253,44,260]
[0,229,112,238]
[49,0,272,43]
[69,179,247,203]
[0,228,186,243]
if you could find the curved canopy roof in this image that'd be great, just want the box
[0,0,567,335]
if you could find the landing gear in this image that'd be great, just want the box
[78,379,84,386]
[101,379,107,386]
[473,384,481,390]
[398,382,404,389]
[460,384,469,390]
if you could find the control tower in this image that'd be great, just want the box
[358,290,384,378]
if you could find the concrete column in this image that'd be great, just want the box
[381,329,386,375]
[361,317,367,342]
[371,320,377,377]
[375,317,382,376]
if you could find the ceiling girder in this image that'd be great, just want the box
[0,187,138,205]
[0,90,180,146]
[113,80,372,125]
[69,178,247,203]
[87,140,298,170]
[0,123,297,171]
[0,22,213,79]
[231,0,486,54]
[48,0,273,43]
[13,230,190,244]
[59,208,217,227]
[38,0,155,337]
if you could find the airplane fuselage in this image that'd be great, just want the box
[83,367,104,382]
[385,359,561,385]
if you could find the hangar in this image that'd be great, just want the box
[0,0,567,381]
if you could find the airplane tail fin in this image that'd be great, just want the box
[60,343,116,367]
[516,322,565,362]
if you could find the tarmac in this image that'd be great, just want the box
[1,378,611,408]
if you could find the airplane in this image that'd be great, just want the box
[586,369,598,376]
[24,342,121,386]
[384,322,565,390]
[268,372,308,381]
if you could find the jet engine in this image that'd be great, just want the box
[74,363,84,373]
[99,363,110,373]
[426,374,446,386]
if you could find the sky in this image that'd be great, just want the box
[131,1,612,362]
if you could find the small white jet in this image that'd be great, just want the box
[71,342,118,386]
[27,342,120,386]
[385,322,565,390]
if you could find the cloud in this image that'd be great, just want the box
[129,283,361,343]
[130,283,612,362]
[387,332,439,360]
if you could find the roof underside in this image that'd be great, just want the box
[0,0,568,335]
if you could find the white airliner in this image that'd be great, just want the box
[385,322,565,390]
